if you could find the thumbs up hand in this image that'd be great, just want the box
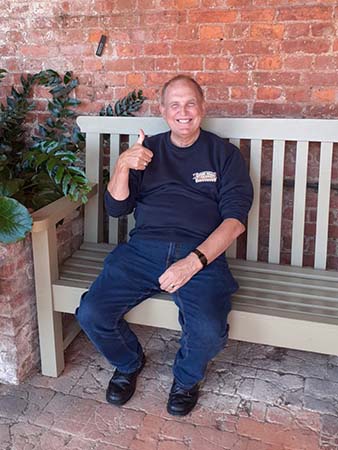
[117,129,153,171]
[136,129,145,145]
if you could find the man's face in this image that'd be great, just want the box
[160,80,205,146]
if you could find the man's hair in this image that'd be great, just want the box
[160,75,204,105]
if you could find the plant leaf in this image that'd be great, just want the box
[0,179,24,196]
[0,196,33,244]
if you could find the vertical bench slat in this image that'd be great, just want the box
[84,133,103,243]
[108,134,120,244]
[268,140,285,264]
[226,138,241,257]
[314,142,333,269]
[246,139,262,261]
[291,141,309,267]
[127,134,138,238]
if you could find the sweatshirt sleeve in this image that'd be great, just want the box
[104,169,142,218]
[218,143,253,225]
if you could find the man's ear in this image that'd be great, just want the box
[159,104,165,117]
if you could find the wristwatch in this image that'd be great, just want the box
[191,248,208,268]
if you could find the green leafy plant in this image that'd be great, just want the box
[100,89,146,116]
[0,69,90,244]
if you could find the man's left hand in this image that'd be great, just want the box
[159,253,203,293]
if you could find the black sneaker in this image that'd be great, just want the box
[167,379,199,416]
[106,354,146,406]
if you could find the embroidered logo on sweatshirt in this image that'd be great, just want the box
[192,171,217,183]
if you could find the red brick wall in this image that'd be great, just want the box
[1,1,337,117]
[0,211,83,384]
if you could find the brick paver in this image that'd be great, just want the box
[1,325,338,449]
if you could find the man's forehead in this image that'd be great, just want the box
[163,80,203,101]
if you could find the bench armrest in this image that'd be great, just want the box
[31,184,98,233]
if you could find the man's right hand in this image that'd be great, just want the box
[117,129,153,171]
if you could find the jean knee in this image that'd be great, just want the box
[76,292,99,333]
[197,321,229,350]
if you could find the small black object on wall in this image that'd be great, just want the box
[96,35,107,56]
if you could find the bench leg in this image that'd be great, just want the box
[31,227,65,377]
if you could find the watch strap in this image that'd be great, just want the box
[192,248,208,268]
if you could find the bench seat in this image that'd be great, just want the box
[54,241,338,359]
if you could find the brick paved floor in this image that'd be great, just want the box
[1,325,338,449]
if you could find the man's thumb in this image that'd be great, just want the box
[137,129,145,145]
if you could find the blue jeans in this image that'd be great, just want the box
[76,237,238,389]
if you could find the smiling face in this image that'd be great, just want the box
[160,78,205,148]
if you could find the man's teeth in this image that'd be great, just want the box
[177,119,190,123]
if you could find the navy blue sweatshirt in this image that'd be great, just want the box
[105,129,253,243]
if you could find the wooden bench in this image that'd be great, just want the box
[31,116,338,377]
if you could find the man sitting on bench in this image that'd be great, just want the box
[76,75,253,416]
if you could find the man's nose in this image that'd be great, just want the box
[179,105,188,115]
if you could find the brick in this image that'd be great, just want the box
[206,102,248,116]
[116,44,143,57]
[285,23,311,38]
[129,28,154,43]
[101,13,137,28]
[200,25,224,40]
[258,56,282,70]
[311,22,335,37]
[251,24,284,39]
[312,89,336,103]
[253,72,301,86]
[205,57,230,70]
[278,6,333,21]
[253,103,303,117]
[231,87,254,100]
[285,88,309,103]
[105,59,133,72]
[140,11,183,26]
[197,72,249,86]
[20,45,50,57]
[284,55,313,70]
[144,43,170,56]
[206,87,229,101]
[281,39,330,54]
[178,56,203,71]
[313,56,337,71]
[232,56,256,71]
[176,0,200,7]
[177,24,199,40]
[133,57,156,71]
[138,0,157,7]
[82,58,103,72]
[127,73,145,87]
[231,40,273,55]
[146,72,177,86]
[257,87,282,100]
[172,40,222,55]
[155,57,178,71]
[189,10,238,23]
[153,27,177,41]
[241,9,275,21]
[115,0,137,10]
[227,23,250,39]
[303,72,338,86]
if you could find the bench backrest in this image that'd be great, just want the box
[77,116,338,271]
